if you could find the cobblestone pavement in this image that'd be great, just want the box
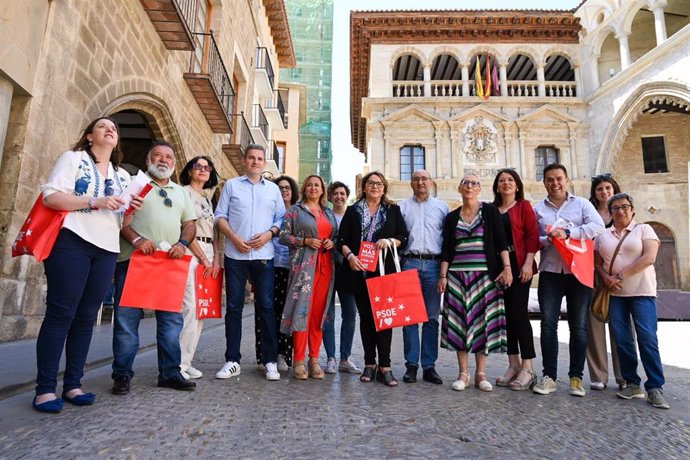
[1,313,688,459]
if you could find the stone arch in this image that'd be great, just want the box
[590,24,619,58]
[620,0,654,36]
[389,46,427,70]
[465,45,503,66]
[595,81,690,174]
[428,46,464,70]
[542,46,579,67]
[505,45,540,68]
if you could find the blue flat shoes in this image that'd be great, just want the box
[62,391,96,406]
[32,397,64,413]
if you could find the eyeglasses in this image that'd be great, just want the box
[461,180,481,187]
[366,181,384,188]
[611,204,632,212]
[159,188,173,207]
[278,186,292,192]
[192,163,213,172]
[592,173,612,182]
[104,179,114,196]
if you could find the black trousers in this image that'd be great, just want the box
[504,276,536,359]
[352,278,393,368]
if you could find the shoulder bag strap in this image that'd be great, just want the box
[607,228,632,276]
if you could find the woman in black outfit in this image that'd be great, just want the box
[338,171,409,386]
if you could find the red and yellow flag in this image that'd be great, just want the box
[475,56,484,98]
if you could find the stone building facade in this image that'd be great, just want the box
[0,0,297,341]
[350,0,690,291]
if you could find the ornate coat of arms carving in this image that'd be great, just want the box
[463,116,498,163]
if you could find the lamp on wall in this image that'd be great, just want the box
[609,68,615,77]
[647,204,659,216]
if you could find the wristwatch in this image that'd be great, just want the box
[615,272,624,281]
[564,228,571,239]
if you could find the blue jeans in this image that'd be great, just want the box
[111,260,184,381]
[402,258,441,369]
[36,229,117,395]
[538,271,591,380]
[224,257,277,364]
[609,296,665,392]
[323,287,357,360]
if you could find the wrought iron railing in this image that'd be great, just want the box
[234,113,254,155]
[266,90,286,128]
[189,31,235,122]
[172,0,197,35]
[255,47,275,89]
[252,104,270,141]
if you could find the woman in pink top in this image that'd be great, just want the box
[594,193,669,409]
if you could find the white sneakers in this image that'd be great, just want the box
[324,357,338,374]
[181,366,203,380]
[277,355,289,372]
[215,361,241,379]
[590,381,606,391]
[338,358,363,374]
[265,362,280,381]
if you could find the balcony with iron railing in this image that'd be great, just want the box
[251,104,270,147]
[139,0,196,50]
[183,31,234,133]
[255,47,276,98]
[222,113,254,175]
[264,90,286,130]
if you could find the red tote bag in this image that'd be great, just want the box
[119,250,192,312]
[12,194,67,261]
[547,224,595,288]
[196,265,223,320]
[366,245,428,331]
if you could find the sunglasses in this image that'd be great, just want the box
[592,173,612,182]
[104,179,114,197]
[192,163,213,172]
[159,188,173,207]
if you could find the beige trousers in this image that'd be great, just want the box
[180,241,214,371]
[586,307,624,385]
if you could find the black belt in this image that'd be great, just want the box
[507,245,515,253]
[405,254,441,260]
[196,236,213,244]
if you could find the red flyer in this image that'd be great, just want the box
[358,241,379,272]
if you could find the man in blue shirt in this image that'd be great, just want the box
[214,144,285,381]
[399,170,449,384]
[533,163,604,397]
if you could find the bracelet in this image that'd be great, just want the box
[440,274,447,278]
[346,252,355,260]
[131,236,142,246]
[88,197,98,209]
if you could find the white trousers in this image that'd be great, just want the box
[180,241,214,370]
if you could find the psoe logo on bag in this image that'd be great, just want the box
[373,295,412,329]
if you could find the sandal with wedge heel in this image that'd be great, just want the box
[475,372,493,392]
[308,360,325,379]
[510,368,537,391]
[293,361,308,380]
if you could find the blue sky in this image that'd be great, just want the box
[329,0,583,188]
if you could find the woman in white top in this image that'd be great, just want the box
[594,193,669,409]
[34,117,142,413]
[178,156,221,379]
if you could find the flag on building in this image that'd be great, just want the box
[475,56,484,98]
[484,53,492,100]
[491,57,500,95]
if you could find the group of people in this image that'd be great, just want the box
[31,116,670,413]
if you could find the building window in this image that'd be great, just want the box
[276,142,286,173]
[400,145,425,180]
[535,146,560,181]
[641,136,669,173]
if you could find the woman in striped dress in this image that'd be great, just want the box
[438,175,512,392]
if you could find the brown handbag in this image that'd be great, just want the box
[591,229,630,323]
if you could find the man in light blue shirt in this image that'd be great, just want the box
[214,144,285,381]
[399,170,449,385]
[533,163,604,397]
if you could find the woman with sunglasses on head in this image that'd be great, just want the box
[491,169,540,391]
[338,171,409,386]
[279,175,337,380]
[438,174,511,393]
[586,173,626,391]
[31,117,143,413]
[254,175,299,372]
[595,193,669,409]
[177,156,221,380]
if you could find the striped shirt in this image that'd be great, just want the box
[451,212,488,272]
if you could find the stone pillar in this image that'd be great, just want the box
[499,64,508,96]
[574,65,583,97]
[461,64,470,96]
[0,77,13,171]
[518,133,527,179]
[568,123,579,179]
[536,65,546,97]
[383,133,391,178]
[653,7,668,45]
[450,132,460,178]
[617,33,631,70]
[434,122,443,177]
[591,53,601,89]
[423,65,431,97]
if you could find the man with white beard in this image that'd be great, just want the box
[111,141,198,394]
